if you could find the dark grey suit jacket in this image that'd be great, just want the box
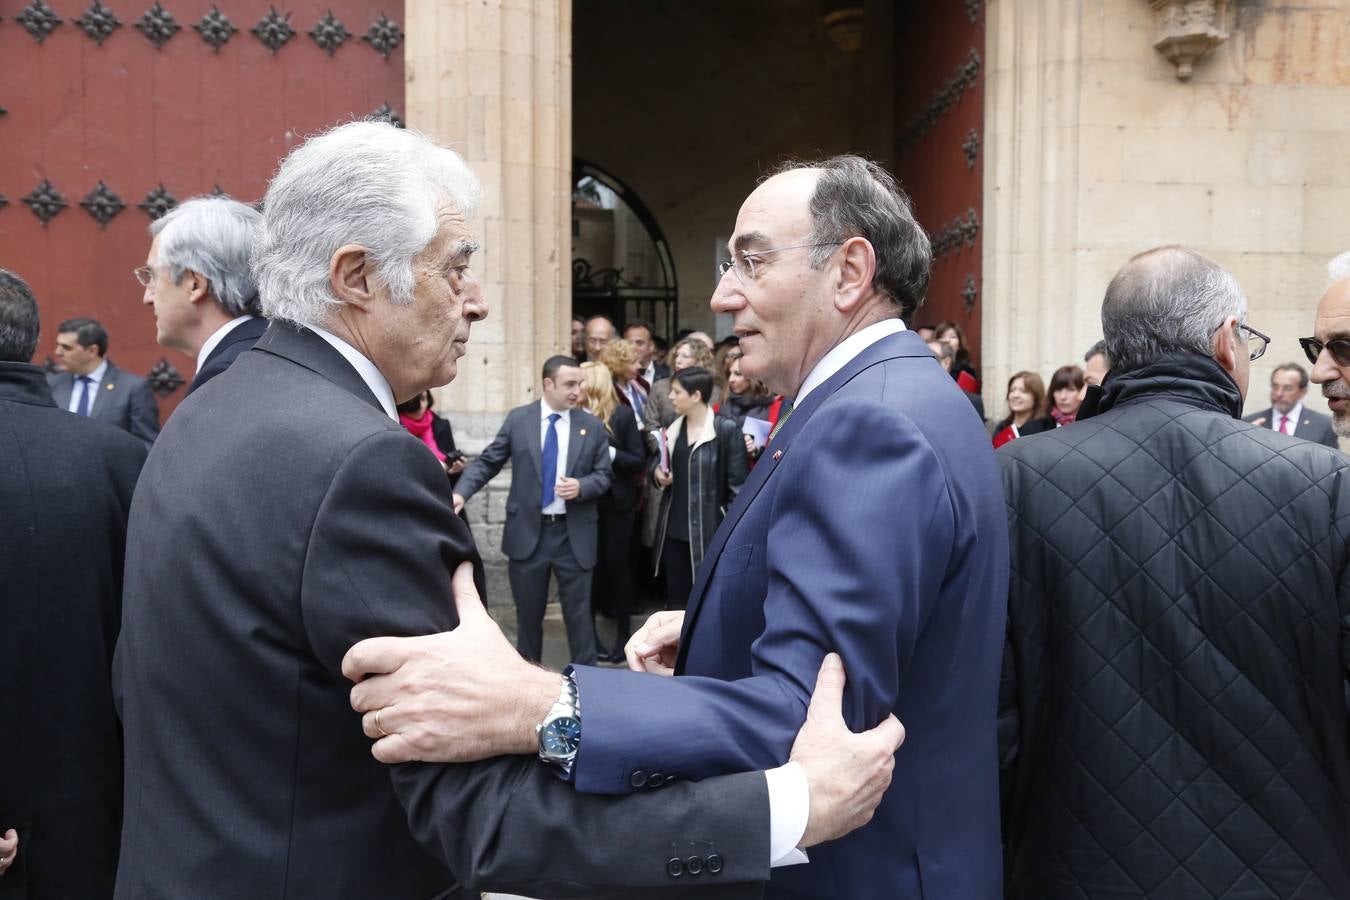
[113,322,768,900]
[1244,406,1340,448]
[455,401,613,568]
[48,360,160,447]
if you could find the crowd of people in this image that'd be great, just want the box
[2,117,1350,900]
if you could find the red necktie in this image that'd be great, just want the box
[1279,415,1290,435]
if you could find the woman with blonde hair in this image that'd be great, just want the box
[579,361,645,661]
[597,338,646,420]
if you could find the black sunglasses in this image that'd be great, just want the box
[1299,336,1350,367]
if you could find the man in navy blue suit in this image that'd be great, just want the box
[345,157,1007,898]
[136,196,268,395]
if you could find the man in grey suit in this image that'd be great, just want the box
[453,356,610,665]
[114,121,903,900]
[1243,361,1339,447]
[48,317,159,447]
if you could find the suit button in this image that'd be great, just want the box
[630,770,649,788]
[666,857,684,878]
[686,856,704,875]
[707,854,723,874]
[648,772,665,787]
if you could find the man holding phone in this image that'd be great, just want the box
[452,355,611,664]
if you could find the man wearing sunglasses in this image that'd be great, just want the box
[998,246,1350,898]
[1304,252,1350,441]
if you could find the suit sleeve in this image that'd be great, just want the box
[127,378,161,447]
[573,397,954,792]
[298,429,770,894]
[453,411,513,501]
[576,420,614,501]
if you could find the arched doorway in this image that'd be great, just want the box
[571,159,678,339]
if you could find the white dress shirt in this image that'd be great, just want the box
[794,317,907,404]
[67,359,109,414]
[539,401,571,515]
[1270,402,1304,435]
[196,315,256,373]
[308,324,398,421]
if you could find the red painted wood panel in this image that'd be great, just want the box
[893,0,984,370]
[0,0,404,415]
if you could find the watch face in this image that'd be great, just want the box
[541,716,581,756]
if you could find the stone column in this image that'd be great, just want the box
[404,0,573,597]
[404,0,572,432]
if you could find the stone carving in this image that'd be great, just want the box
[251,6,294,54]
[148,358,185,395]
[135,2,181,49]
[75,0,122,45]
[194,5,237,51]
[80,180,126,227]
[23,179,67,225]
[308,10,349,56]
[1149,0,1228,81]
[17,0,63,43]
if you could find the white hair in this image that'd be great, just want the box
[151,197,263,317]
[252,121,483,328]
[1101,246,1247,373]
[1328,252,1350,285]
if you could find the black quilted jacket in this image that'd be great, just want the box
[998,353,1350,899]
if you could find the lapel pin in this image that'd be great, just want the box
[579,428,587,436]
[105,382,114,390]
[772,449,783,461]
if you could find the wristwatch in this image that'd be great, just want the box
[536,672,581,773]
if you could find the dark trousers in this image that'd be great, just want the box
[663,535,694,611]
[592,500,636,651]
[508,519,597,665]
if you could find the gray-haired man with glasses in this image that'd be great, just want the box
[999,245,1350,898]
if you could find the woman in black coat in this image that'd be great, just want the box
[580,362,646,661]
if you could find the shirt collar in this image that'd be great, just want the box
[307,324,398,421]
[1279,401,1304,423]
[794,318,906,404]
[196,315,255,373]
[83,359,109,384]
[541,399,572,421]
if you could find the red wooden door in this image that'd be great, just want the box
[0,0,404,416]
[892,0,985,373]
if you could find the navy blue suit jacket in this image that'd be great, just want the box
[574,329,1009,899]
[187,315,267,395]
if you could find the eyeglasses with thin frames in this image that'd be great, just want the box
[717,242,843,285]
[1208,320,1270,362]
[132,266,155,288]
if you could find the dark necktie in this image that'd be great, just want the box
[76,376,94,417]
[767,398,794,443]
[541,413,561,507]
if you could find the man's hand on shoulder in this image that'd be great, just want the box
[342,561,559,764]
[792,653,905,848]
[625,610,685,675]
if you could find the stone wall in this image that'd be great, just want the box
[983,0,1350,425]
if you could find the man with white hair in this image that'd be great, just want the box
[999,246,1350,898]
[136,196,267,393]
[1306,251,1350,440]
[112,122,902,900]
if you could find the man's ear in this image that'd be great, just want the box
[1211,316,1238,376]
[330,244,376,310]
[185,271,211,306]
[835,236,877,313]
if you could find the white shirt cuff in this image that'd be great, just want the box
[765,761,810,867]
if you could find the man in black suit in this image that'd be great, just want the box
[48,317,159,446]
[625,319,670,385]
[453,356,612,665]
[0,270,147,897]
[136,196,268,395]
[113,121,902,900]
[1243,361,1339,447]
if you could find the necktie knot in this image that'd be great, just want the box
[548,413,560,425]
